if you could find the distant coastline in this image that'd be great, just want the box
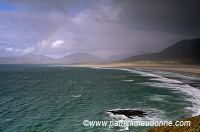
[69,63,200,76]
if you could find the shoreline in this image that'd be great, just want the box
[131,65,200,77]
[80,63,200,132]
[69,63,200,76]
[53,63,200,131]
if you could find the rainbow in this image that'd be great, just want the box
[36,22,68,54]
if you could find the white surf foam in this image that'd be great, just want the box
[149,95,169,102]
[93,67,200,117]
[139,81,200,116]
[121,69,200,116]
[71,95,81,98]
[89,67,114,70]
[106,108,165,131]
[150,77,183,84]
[123,79,134,82]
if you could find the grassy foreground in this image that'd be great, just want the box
[146,115,200,132]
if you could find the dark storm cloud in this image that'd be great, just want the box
[116,0,200,36]
[5,0,199,36]
[0,0,200,58]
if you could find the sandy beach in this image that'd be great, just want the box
[132,65,200,75]
[70,63,200,76]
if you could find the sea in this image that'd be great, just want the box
[0,64,200,132]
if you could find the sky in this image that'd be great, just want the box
[0,0,200,59]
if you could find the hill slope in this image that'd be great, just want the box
[55,53,104,64]
[16,53,54,64]
[119,38,200,64]
[0,53,104,64]
[0,57,14,64]
[0,54,54,64]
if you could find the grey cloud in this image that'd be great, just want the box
[1,0,103,13]
[0,11,69,43]
[115,0,200,36]
[0,0,199,58]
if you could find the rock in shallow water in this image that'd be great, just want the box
[107,109,147,118]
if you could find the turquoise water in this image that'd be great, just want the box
[0,65,200,132]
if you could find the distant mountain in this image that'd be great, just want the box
[0,53,104,64]
[16,53,54,64]
[0,57,14,64]
[5,55,18,61]
[109,51,149,61]
[1,38,199,64]
[108,54,134,62]
[55,53,104,64]
[0,53,54,64]
[119,38,200,64]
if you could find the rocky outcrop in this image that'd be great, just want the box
[107,109,147,118]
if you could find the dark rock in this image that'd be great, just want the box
[107,109,147,118]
